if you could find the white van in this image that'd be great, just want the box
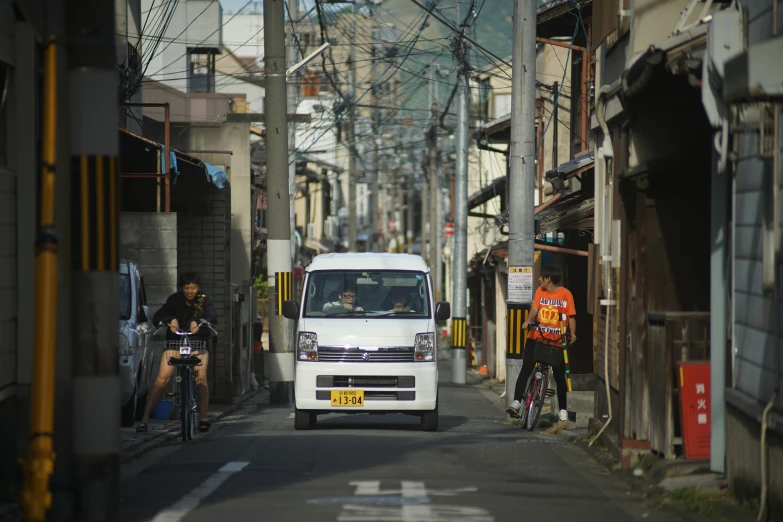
[282,253,451,431]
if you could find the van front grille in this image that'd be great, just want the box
[318,346,415,363]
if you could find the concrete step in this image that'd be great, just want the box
[546,389,594,428]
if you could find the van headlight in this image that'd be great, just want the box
[297,332,318,361]
[414,333,435,362]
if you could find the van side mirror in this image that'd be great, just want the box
[282,300,300,320]
[435,302,451,321]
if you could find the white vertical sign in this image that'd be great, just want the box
[507,266,533,303]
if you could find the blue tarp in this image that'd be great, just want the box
[158,142,227,189]
[203,162,227,189]
[160,149,180,184]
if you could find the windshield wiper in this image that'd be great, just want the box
[377,310,420,316]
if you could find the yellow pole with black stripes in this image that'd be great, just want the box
[275,271,294,313]
[505,303,530,406]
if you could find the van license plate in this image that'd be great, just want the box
[331,389,364,407]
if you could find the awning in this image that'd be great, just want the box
[536,190,594,235]
[305,239,330,254]
[475,114,511,144]
[468,176,506,210]
[545,154,595,191]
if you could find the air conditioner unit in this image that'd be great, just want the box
[307,223,317,238]
[324,217,336,237]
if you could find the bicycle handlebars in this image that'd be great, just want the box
[154,320,217,336]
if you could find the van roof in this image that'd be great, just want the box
[305,253,430,273]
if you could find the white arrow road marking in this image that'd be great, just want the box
[349,481,477,497]
[150,462,250,522]
[401,481,433,521]
[350,481,382,495]
[336,481,493,522]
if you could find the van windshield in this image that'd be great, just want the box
[303,270,430,318]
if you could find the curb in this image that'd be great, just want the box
[121,388,266,463]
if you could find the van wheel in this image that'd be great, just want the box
[421,403,438,432]
[294,409,316,430]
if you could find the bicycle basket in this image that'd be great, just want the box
[531,342,564,367]
[166,340,207,356]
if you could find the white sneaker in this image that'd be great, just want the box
[559,409,568,422]
[506,400,521,418]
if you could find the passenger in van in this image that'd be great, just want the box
[387,286,416,312]
[323,283,364,312]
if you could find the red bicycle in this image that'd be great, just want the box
[517,320,573,431]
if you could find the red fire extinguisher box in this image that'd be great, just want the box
[677,361,711,460]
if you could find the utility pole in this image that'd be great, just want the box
[451,35,469,385]
[421,157,430,261]
[505,0,537,406]
[428,64,440,300]
[347,4,358,251]
[370,25,381,252]
[266,0,294,404]
[65,0,121,518]
[288,0,299,269]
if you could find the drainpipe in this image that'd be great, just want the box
[590,85,616,447]
[21,37,58,522]
[758,104,781,522]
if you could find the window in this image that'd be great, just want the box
[303,270,431,318]
[187,50,216,93]
[118,274,132,320]
[494,93,511,119]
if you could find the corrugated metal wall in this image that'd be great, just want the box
[732,122,783,410]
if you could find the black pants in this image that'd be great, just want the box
[512,339,568,411]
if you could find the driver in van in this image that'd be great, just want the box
[323,282,364,312]
[388,286,415,312]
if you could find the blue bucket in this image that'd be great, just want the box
[151,399,174,420]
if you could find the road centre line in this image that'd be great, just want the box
[149,461,250,522]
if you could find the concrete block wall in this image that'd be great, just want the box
[175,184,234,402]
[119,212,178,315]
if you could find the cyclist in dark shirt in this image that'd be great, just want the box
[136,272,217,433]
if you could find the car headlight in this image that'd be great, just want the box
[297,332,318,361]
[414,333,435,362]
[119,333,133,357]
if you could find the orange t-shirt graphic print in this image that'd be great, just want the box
[529,286,576,346]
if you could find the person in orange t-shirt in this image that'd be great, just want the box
[506,264,576,422]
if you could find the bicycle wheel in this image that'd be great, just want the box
[526,367,549,431]
[179,367,191,442]
[188,375,197,440]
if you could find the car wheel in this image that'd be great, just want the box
[121,385,138,428]
[294,409,316,430]
[421,402,438,432]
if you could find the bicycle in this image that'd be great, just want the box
[517,320,574,431]
[157,321,217,441]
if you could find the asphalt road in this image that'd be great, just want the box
[117,360,684,522]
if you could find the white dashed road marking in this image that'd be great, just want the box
[150,461,250,522]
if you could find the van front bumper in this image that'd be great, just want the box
[294,361,438,412]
